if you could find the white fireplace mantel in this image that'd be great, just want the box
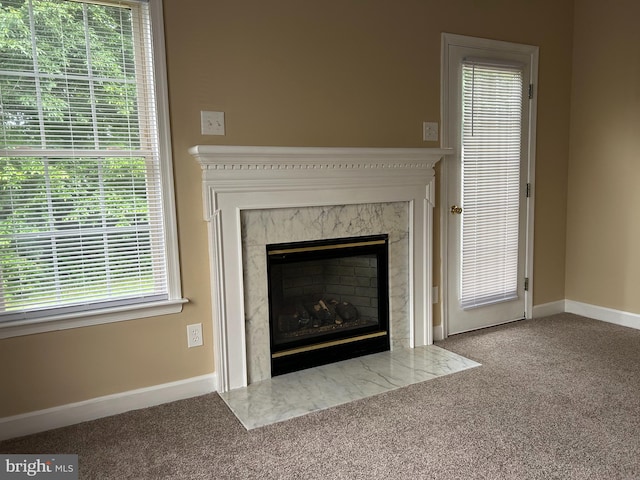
[190,145,451,392]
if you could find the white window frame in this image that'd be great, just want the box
[0,0,186,339]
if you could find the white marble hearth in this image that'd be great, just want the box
[190,145,452,393]
[219,345,480,430]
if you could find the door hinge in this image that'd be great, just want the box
[524,278,529,291]
[528,84,534,99]
[526,183,531,198]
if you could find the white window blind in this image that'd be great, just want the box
[459,61,523,309]
[0,0,171,322]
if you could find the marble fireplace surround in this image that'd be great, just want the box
[190,145,451,393]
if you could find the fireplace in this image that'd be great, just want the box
[190,145,450,392]
[267,235,390,375]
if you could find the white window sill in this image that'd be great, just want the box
[0,299,189,340]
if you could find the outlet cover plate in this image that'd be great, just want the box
[423,121,438,142]
[187,323,203,348]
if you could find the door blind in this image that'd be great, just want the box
[459,61,523,309]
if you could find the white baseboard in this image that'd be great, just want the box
[565,300,640,331]
[532,300,566,318]
[0,373,217,442]
[436,300,639,340]
[432,323,445,341]
[2,301,637,442]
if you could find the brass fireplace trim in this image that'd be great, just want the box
[271,331,388,359]
[267,239,386,256]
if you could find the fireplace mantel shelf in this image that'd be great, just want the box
[189,145,453,171]
[191,145,453,220]
[190,145,452,392]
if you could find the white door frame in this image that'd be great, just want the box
[439,33,538,338]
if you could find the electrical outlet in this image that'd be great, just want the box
[187,323,203,348]
[423,121,438,142]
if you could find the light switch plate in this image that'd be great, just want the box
[201,111,225,136]
[423,121,438,142]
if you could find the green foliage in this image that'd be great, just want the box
[1,0,139,149]
[0,0,158,311]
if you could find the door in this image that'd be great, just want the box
[442,34,538,335]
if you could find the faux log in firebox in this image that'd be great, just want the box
[266,234,390,376]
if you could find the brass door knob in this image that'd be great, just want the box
[450,205,463,214]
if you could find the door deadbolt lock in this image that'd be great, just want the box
[450,205,463,215]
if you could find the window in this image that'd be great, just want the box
[0,0,183,334]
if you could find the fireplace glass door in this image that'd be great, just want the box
[266,234,390,376]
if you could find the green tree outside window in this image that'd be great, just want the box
[0,0,164,315]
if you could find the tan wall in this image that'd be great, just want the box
[566,0,640,311]
[0,0,573,418]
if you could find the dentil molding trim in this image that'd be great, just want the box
[189,145,451,170]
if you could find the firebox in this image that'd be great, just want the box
[266,234,390,376]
